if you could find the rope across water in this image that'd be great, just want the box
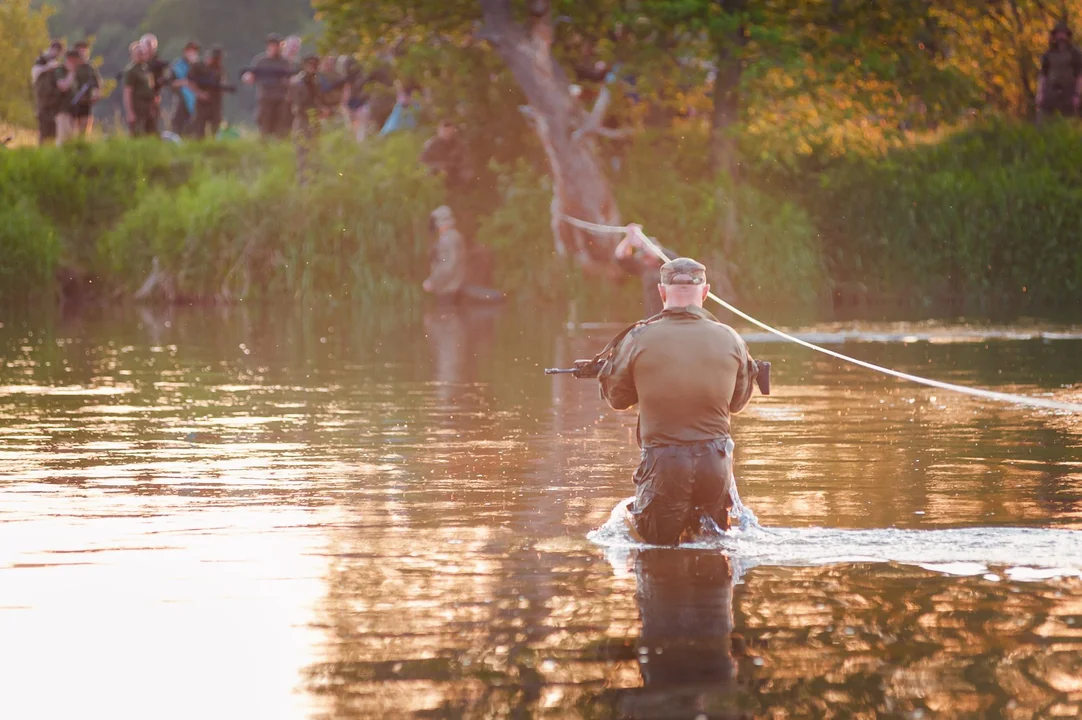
[562,214,1082,414]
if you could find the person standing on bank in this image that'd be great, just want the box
[423,206,468,302]
[32,41,65,145]
[70,42,103,138]
[140,34,168,134]
[598,258,762,545]
[243,34,293,139]
[189,47,229,139]
[1037,21,1082,120]
[123,41,157,137]
[52,51,82,145]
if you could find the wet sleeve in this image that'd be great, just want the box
[598,331,639,411]
[730,335,758,414]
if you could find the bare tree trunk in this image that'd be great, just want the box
[710,1,747,285]
[479,0,621,274]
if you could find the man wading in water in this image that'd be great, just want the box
[598,258,763,545]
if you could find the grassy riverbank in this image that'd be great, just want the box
[2,119,1080,313]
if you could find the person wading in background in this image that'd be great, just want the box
[424,206,468,302]
[140,34,168,134]
[598,258,763,545]
[1038,21,1082,120]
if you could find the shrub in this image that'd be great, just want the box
[811,118,1082,309]
[0,197,60,303]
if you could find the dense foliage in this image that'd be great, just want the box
[811,119,1082,310]
[0,0,51,127]
[0,134,440,305]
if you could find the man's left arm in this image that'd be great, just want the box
[730,336,759,414]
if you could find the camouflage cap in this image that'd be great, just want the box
[660,257,707,285]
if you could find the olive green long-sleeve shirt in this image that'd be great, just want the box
[598,305,758,447]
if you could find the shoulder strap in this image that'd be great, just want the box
[589,312,666,364]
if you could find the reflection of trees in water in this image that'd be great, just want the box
[734,565,1082,717]
[735,341,1082,530]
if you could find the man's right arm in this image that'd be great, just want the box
[598,330,639,410]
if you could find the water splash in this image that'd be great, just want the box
[589,500,1082,583]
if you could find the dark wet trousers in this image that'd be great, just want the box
[630,439,733,545]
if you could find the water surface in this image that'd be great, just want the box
[2,305,1081,718]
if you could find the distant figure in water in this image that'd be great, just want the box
[599,257,764,544]
[424,206,504,304]
[424,206,468,302]
[614,224,675,318]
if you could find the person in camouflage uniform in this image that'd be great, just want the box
[598,258,764,545]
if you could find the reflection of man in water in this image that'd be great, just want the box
[424,304,500,404]
[619,549,744,718]
[600,258,762,544]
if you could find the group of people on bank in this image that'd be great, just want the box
[29,31,434,146]
[31,40,104,145]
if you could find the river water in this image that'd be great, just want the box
[1,304,1081,719]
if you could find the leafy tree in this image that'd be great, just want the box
[0,0,52,127]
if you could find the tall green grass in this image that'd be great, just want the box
[2,119,1080,313]
[809,118,1082,309]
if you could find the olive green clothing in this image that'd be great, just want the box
[630,439,734,545]
[599,305,757,448]
[52,67,76,114]
[33,61,62,114]
[123,62,156,116]
[71,63,103,111]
